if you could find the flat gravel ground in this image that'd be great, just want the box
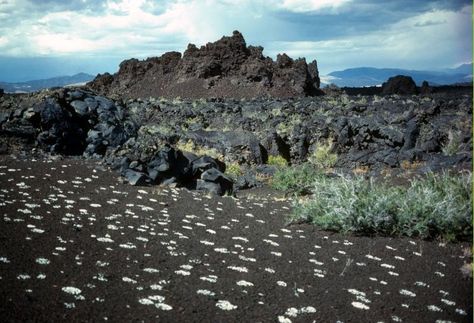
[0,156,472,322]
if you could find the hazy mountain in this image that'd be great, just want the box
[0,73,94,93]
[323,63,472,87]
[445,63,473,75]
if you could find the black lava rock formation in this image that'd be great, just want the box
[1,86,471,194]
[382,75,418,95]
[87,31,321,99]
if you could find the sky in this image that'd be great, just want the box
[0,0,472,82]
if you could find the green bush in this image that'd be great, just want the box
[225,162,243,179]
[309,140,337,169]
[267,155,288,167]
[291,172,472,241]
[442,130,462,156]
[271,163,323,195]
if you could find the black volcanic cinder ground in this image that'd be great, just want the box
[0,155,472,322]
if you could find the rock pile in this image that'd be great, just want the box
[108,144,232,195]
[88,31,321,99]
[0,89,233,195]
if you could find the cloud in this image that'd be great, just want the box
[0,0,188,56]
[275,0,351,13]
[0,0,471,79]
[24,0,109,13]
[0,0,285,57]
[266,4,472,73]
[414,19,447,27]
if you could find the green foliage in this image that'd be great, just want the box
[309,140,337,169]
[442,130,462,156]
[139,124,174,136]
[291,172,472,241]
[276,115,302,136]
[192,98,207,108]
[175,140,222,160]
[271,163,323,195]
[225,162,243,179]
[158,96,169,104]
[267,155,288,168]
[172,96,183,104]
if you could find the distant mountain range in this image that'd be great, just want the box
[322,63,473,87]
[1,63,472,93]
[0,73,94,93]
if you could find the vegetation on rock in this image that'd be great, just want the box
[308,139,337,169]
[267,155,288,168]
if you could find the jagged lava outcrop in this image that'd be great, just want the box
[88,31,320,99]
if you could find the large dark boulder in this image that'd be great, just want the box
[401,118,419,151]
[147,145,179,182]
[0,111,11,128]
[122,169,150,186]
[81,94,137,157]
[233,171,260,191]
[262,131,291,162]
[146,145,197,184]
[1,119,37,139]
[70,100,89,116]
[0,89,130,157]
[197,168,233,195]
[33,98,87,154]
[191,155,224,177]
[382,75,418,95]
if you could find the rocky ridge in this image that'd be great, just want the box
[87,31,321,99]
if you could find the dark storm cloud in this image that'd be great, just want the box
[268,0,472,42]
[414,19,447,27]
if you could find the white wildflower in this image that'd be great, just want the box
[62,286,82,295]
[216,300,237,311]
[35,258,50,265]
[351,302,370,310]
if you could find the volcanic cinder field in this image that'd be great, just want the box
[0,155,471,322]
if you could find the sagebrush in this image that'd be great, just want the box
[225,162,243,178]
[309,139,337,169]
[289,171,472,241]
[271,163,323,195]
